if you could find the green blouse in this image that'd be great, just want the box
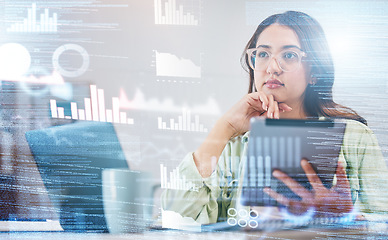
[161,119,388,224]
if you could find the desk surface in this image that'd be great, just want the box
[1,226,388,240]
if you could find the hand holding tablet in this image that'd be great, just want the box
[263,159,353,217]
[241,118,347,216]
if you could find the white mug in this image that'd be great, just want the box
[102,168,154,233]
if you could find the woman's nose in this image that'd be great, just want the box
[266,57,282,75]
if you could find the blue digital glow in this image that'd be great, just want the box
[280,207,315,225]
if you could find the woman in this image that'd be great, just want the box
[161,11,388,224]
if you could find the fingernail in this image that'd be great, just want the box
[273,170,280,177]
[301,159,308,166]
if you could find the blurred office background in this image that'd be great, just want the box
[0,0,388,219]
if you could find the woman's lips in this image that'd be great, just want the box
[264,79,284,89]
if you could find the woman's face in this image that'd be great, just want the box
[254,24,310,108]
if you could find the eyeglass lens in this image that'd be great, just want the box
[249,50,302,72]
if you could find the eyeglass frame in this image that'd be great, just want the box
[246,47,307,73]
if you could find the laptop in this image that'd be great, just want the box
[25,121,129,232]
[241,118,346,207]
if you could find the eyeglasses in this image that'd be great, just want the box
[246,48,306,72]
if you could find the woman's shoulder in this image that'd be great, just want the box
[342,119,380,148]
[343,119,373,135]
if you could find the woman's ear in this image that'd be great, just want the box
[307,67,316,85]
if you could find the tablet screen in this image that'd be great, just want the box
[241,118,346,206]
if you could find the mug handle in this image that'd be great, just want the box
[152,184,161,196]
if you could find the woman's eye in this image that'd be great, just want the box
[257,51,269,58]
[283,51,298,60]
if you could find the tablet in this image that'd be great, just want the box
[241,118,346,206]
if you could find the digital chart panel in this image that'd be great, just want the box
[2,0,130,88]
[6,3,58,33]
[50,85,135,125]
[160,163,198,191]
[154,50,201,79]
[154,0,202,26]
[157,109,208,133]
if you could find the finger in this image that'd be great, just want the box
[333,161,351,193]
[258,92,269,111]
[272,170,311,199]
[267,95,274,118]
[246,92,267,113]
[301,159,325,192]
[278,102,292,112]
[263,187,290,207]
[273,101,280,119]
[247,91,264,102]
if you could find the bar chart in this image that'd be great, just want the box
[160,164,197,191]
[241,136,302,206]
[157,108,208,132]
[7,3,58,33]
[154,0,199,25]
[50,85,134,125]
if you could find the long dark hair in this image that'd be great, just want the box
[241,11,366,125]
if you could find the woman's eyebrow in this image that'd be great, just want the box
[256,44,271,49]
[282,45,303,51]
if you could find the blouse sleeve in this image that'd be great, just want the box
[161,134,248,225]
[160,152,222,224]
[342,120,388,221]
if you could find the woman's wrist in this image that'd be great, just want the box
[216,116,240,139]
[193,117,237,178]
